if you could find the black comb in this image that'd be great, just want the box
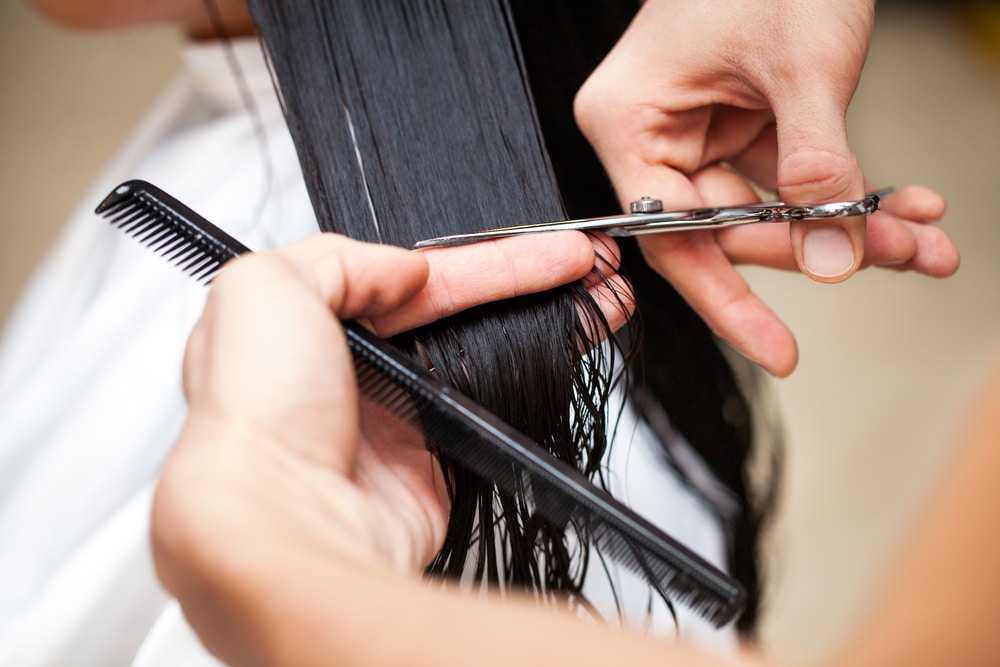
[96,179,746,627]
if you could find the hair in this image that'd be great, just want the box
[240,0,778,635]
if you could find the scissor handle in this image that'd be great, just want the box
[617,190,889,237]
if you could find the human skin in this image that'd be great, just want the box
[574,0,960,376]
[30,0,960,379]
[151,232,760,667]
[153,232,1000,666]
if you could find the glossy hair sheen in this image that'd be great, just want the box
[244,0,775,633]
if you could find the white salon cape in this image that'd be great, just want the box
[0,39,735,666]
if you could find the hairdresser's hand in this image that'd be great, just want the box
[575,0,959,376]
[150,231,622,660]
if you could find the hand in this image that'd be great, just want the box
[574,0,959,376]
[150,231,626,661]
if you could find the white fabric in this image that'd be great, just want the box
[582,394,735,649]
[0,38,733,665]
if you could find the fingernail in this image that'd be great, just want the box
[803,227,856,278]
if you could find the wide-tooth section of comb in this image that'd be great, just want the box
[94,179,747,628]
[95,179,252,283]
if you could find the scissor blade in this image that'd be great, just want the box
[413,208,718,248]
[413,191,889,249]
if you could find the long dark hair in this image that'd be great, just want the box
[242,0,777,635]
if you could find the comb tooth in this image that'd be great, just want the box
[190,261,224,283]
[121,222,158,242]
[148,227,182,247]
[189,256,222,280]
[364,373,402,406]
[107,208,140,228]
[202,270,223,285]
[97,201,128,217]
[128,206,168,232]
[355,364,421,422]
[140,226,178,249]
[193,269,221,285]
[182,255,216,277]
[383,391,418,422]
[122,220,160,241]
[360,380,400,413]
[131,220,172,243]
[134,199,181,234]
[121,221,158,242]
[176,257,206,277]
[175,253,207,275]
[353,365,382,395]
[185,245,218,270]
[122,215,156,233]
[122,199,156,219]
[177,247,210,269]
[164,248,199,271]
[373,369,413,406]
[164,243,199,263]
[154,235,188,256]
[102,198,138,217]
[586,516,743,624]
[187,256,221,279]
[173,257,204,277]
[111,207,148,230]
[158,240,190,260]
[186,257,216,276]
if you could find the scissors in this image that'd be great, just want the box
[414,187,893,249]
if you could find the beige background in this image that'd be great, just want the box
[2,1,999,662]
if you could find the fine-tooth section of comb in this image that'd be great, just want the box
[344,321,746,626]
[94,179,747,627]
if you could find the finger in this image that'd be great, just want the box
[728,213,917,272]
[862,186,957,275]
[582,232,623,289]
[193,253,370,472]
[583,271,634,339]
[639,231,798,377]
[690,163,761,204]
[213,235,431,473]
[773,91,867,283]
[600,159,799,376]
[583,232,630,337]
[871,218,960,277]
[583,99,800,374]
[272,233,430,320]
[728,121,779,194]
[695,165,798,270]
[701,106,775,170]
[728,138,941,274]
[879,185,947,223]
[717,211,961,279]
[717,223,796,270]
[372,230,600,337]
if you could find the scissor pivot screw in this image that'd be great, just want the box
[630,196,663,214]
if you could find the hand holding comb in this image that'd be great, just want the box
[95,179,746,627]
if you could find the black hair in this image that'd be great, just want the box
[506,1,780,634]
[240,0,778,635]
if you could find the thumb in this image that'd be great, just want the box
[775,96,867,283]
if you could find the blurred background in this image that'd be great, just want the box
[1,0,998,662]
